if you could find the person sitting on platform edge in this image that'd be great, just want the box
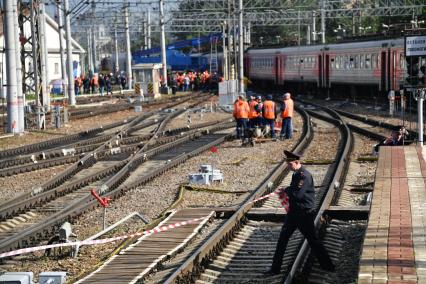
[373,127,405,154]
[264,150,335,276]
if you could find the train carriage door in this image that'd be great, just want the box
[391,50,397,90]
[325,54,330,88]
[380,51,386,92]
[318,55,323,88]
[275,55,280,84]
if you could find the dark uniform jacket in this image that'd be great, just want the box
[284,166,315,213]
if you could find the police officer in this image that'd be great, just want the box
[264,150,335,275]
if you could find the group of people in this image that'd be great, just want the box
[74,73,128,96]
[170,70,219,93]
[233,92,294,140]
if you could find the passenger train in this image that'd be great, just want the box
[244,38,411,98]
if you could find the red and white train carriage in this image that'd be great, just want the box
[245,38,407,97]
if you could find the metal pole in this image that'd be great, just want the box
[307,25,311,45]
[30,0,42,128]
[247,22,251,45]
[39,1,49,111]
[312,11,317,42]
[418,94,424,147]
[222,21,228,80]
[159,0,168,89]
[227,0,232,81]
[57,1,67,97]
[13,0,24,132]
[114,26,119,74]
[143,14,147,50]
[87,33,92,72]
[321,0,326,43]
[298,10,301,46]
[4,0,19,133]
[64,0,76,105]
[124,3,133,89]
[238,0,244,94]
[91,1,97,72]
[147,10,151,49]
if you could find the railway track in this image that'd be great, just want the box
[0,108,233,258]
[155,105,350,283]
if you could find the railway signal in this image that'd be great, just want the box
[421,61,426,86]
[405,56,420,86]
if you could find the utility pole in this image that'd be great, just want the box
[222,21,228,80]
[57,0,67,98]
[227,0,232,80]
[159,0,168,91]
[87,33,93,72]
[143,16,147,50]
[147,10,151,49]
[91,0,97,72]
[13,0,24,132]
[238,0,244,94]
[124,3,132,89]
[321,0,326,43]
[312,11,317,43]
[114,25,119,74]
[297,10,301,46]
[64,0,75,105]
[4,0,19,133]
[307,25,311,45]
[39,1,49,111]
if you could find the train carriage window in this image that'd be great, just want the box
[349,57,354,69]
[344,56,349,70]
[331,57,335,69]
[335,56,339,69]
[354,55,359,69]
[360,55,365,69]
[365,54,371,69]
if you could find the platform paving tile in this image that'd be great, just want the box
[357,147,426,283]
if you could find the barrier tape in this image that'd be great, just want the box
[0,216,206,259]
[0,188,289,259]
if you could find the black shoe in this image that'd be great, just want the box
[263,269,280,276]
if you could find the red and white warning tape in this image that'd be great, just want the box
[0,216,206,259]
[0,188,289,259]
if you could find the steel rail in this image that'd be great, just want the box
[0,122,233,255]
[284,106,353,283]
[163,106,313,283]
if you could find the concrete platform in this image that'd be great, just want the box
[358,145,426,284]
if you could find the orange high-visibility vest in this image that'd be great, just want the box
[248,100,260,119]
[263,100,276,119]
[233,100,249,119]
[281,98,294,118]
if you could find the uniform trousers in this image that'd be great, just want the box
[270,210,334,272]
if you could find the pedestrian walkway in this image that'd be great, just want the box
[358,145,426,284]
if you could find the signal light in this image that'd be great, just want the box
[421,63,426,86]
[406,56,420,86]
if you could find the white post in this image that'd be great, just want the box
[147,10,152,49]
[63,0,75,105]
[57,1,67,98]
[114,27,119,74]
[125,3,133,89]
[159,0,168,90]
[4,0,19,133]
[39,1,50,111]
[13,0,24,132]
[222,21,228,81]
[238,0,244,94]
[418,94,424,147]
[321,0,326,43]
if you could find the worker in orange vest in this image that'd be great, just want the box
[248,96,260,128]
[280,93,294,139]
[233,95,250,139]
[262,94,276,138]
